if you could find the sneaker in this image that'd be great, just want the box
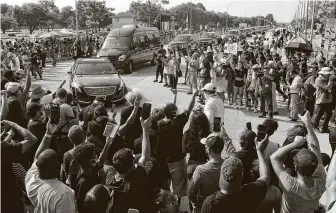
[321,128,330,134]
[153,79,158,82]
[254,109,258,113]
[235,105,239,109]
[163,83,168,87]
[159,80,163,83]
[259,114,266,118]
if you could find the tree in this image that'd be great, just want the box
[1,3,12,14]
[1,15,15,33]
[59,6,75,28]
[38,0,60,31]
[12,5,25,30]
[265,14,276,24]
[129,1,162,26]
[196,3,206,11]
[20,3,46,34]
[77,0,113,31]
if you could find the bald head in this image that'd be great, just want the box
[36,149,60,179]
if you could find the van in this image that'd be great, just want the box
[97,26,160,73]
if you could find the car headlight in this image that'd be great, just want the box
[118,55,126,61]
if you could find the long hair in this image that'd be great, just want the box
[185,110,210,151]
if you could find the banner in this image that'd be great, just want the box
[224,43,238,54]
[325,19,336,39]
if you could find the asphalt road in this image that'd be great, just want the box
[35,56,331,212]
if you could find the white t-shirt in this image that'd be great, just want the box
[25,162,76,213]
[204,95,225,130]
[279,165,327,213]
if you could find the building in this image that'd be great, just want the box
[111,12,135,29]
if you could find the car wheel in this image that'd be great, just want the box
[125,60,133,74]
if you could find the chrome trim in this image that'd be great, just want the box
[84,86,117,96]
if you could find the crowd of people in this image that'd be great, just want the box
[1,27,336,213]
[1,35,102,79]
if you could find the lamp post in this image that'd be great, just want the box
[75,0,79,35]
[225,2,233,32]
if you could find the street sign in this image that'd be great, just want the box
[325,19,336,39]
[224,43,238,54]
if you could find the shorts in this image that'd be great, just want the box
[188,72,197,87]
[234,80,244,88]
[168,158,187,197]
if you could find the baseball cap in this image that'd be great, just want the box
[68,125,85,144]
[200,133,224,154]
[219,156,243,189]
[201,83,216,92]
[5,82,21,93]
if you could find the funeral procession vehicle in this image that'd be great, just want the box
[168,34,194,55]
[68,58,127,105]
[97,26,160,73]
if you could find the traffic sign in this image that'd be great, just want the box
[325,19,336,39]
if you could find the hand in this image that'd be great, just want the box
[298,111,311,124]
[46,121,58,135]
[1,120,15,130]
[144,161,153,172]
[255,134,269,151]
[293,136,306,147]
[134,96,142,108]
[140,116,152,132]
[7,128,15,138]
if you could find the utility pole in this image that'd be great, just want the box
[190,2,192,31]
[225,2,232,32]
[305,0,309,39]
[75,0,79,35]
[310,0,315,43]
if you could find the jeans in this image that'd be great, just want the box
[260,92,273,117]
[169,75,178,89]
[156,64,163,81]
[305,97,315,117]
[314,103,333,130]
[290,93,299,119]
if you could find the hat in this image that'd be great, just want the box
[318,67,332,75]
[29,85,47,99]
[162,102,178,118]
[252,64,261,69]
[200,133,224,153]
[219,156,243,189]
[95,95,106,103]
[201,83,216,92]
[5,82,21,93]
[68,125,85,143]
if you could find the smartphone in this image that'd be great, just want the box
[141,103,152,120]
[213,117,221,132]
[50,104,60,124]
[111,103,116,113]
[128,209,139,213]
[257,124,267,141]
[246,122,252,131]
[109,124,119,138]
[103,122,114,137]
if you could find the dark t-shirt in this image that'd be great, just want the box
[182,129,207,162]
[120,106,142,148]
[1,142,25,213]
[157,112,188,163]
[75,173,100,213]
[79,104,96,131]
[108,166,151,213]
[7,97,27,128]
[201,180,267,213]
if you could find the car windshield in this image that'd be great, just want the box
[101,37,131,49]
[200,32,214,38]
[173,35,190,42]
[75,63,117,75]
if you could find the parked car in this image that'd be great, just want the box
[168,34,194,55]
[68,58,127,105]
[97,26,160,74]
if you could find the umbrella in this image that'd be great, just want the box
[60,29,75,36]
[285,37,313,53]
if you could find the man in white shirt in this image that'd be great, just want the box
[202,83,225,131]
[25,121,76,213]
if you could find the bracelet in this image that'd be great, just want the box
[44,134,52,138]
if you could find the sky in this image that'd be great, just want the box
[3,0,300,23]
